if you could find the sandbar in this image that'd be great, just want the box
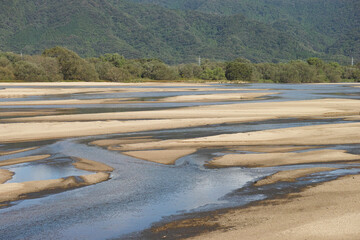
[0,117,264,143]
[0,155,51,167]
[0,87,124,98]
[90,137,155,147]
[209,149,360,168]
[0,147,38,156]
[0,169,14,184]
[71,157,114,172]
[228,146,315,153]
[0,172,110,204]
[118,122,360,151]
[0,98,134,106]
[5,98,360,122]
[254,167,337,186]
[187,174,360,240]
[159,92,277,102]
[123,149,197,165]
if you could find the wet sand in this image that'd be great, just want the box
[187,174,360,240]
[0,169,14,184]
[71,157,114,172]
[254,167,337,186]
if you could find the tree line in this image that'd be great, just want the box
[0,46,359,83]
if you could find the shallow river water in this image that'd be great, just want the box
[0,83,360,240]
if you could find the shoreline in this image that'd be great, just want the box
[135,172,360,240]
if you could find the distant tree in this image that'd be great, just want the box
[225,62,253,81]
[142,60,178,80]
[42,46,98,81]
[179,64,202,79]
[99,53,126,68]
[0,66,15,80]
[307,57,324,67]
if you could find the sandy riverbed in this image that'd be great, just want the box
[1,83,360,239]
[185,174,360,240]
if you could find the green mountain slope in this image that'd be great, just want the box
[0,0,356,63]
[128,0,360,60]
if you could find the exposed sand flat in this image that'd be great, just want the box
[188,174,360,240]
[209,150,360,168]
[119,122,360,151]
[91,137,156,147]
[0,110,59,117]
[0,169,14,184]
[5,98,360,123]
[123,149,197,165]
[0,98,135,106]
[71,157,114,172]
[0,87,125,98]
[0,172,110,203]
[229,146,315,153]
[159,92,277,102]
[0,82,212,87]
[254,168,337,186]
[345,115,360,121]
[0,147,38,156]
[0,155,51,167]
[0,117,265,143]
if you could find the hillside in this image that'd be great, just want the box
[0,0,357,63]
[129,0,360,60]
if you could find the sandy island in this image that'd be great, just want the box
[0,172,110,204]
[123,149,197,165]
[0,156,114,204]
[209,149,360,168]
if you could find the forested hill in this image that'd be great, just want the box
[0,0,358,64]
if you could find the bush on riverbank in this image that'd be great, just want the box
[0,47,359,83]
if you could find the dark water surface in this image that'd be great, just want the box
[0,83,359,240]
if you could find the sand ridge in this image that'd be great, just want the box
[209,149,360,168]
[71,157,114,172]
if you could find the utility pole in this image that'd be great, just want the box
[198,56,201,66]
[351,56,354,66]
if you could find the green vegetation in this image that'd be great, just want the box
[1,47,359,83]
[0,0,358,64]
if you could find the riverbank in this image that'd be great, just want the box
[188,174,360,240]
